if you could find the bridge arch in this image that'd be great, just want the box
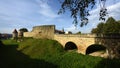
[86,44,106,55]
[64,41,77,50]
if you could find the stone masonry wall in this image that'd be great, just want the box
[24,25,55,39]
[24,32,35,37]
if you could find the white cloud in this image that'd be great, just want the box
[107,2,120,20]
[36,0,59,18]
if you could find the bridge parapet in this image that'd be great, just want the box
[54,34,96,38]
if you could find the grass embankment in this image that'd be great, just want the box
[0,38,120,68]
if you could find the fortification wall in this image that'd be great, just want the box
[24,32,35,37]
[24,25,55,39]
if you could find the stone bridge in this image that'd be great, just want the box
[54,34,120,55]
[24,25,120,57]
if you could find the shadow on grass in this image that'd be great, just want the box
[94,58,120,68]
[0,41,57,68]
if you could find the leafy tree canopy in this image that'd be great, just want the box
[19,28,28,32]
[106,17,116,23]
[76,31,81,34]
[58,0,107,27]
[91,17,120,34]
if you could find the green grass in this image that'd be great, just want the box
[1,38,120,68]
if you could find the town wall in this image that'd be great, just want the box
[24,25,55,39]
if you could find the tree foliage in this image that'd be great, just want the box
[91,28,98,34]
[19,28,28,32]
[97,22,104,34]
[91,17,120,34]
[76,31,81,34]
[58,0,107,27]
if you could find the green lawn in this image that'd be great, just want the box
[0,38,120,68]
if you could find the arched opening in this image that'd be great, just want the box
[65,42,77,50]
[86,44,106,55]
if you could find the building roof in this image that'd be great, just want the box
[13,29,18,33]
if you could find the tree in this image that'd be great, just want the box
[58,0,108,27]
[68,31,72,34]
[91,22,104,34]
[91,17,120,34]
[103,21,120,34]
[103,17,120,34]
[106,17,116,23]
[19,28,28,32]
[76,31,81,34]
[91,28,98,34]
[97,22,104,34]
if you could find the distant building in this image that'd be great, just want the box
[55,29,65,34]
[0,33,12,40]
[65,31,72,34]
[12,29,18,40]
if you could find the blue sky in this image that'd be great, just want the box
[0,0,120,33]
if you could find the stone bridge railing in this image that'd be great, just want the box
[54,34,96,38]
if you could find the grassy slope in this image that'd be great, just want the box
[1,38,120,68]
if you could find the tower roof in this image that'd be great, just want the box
[13,29,18,33]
